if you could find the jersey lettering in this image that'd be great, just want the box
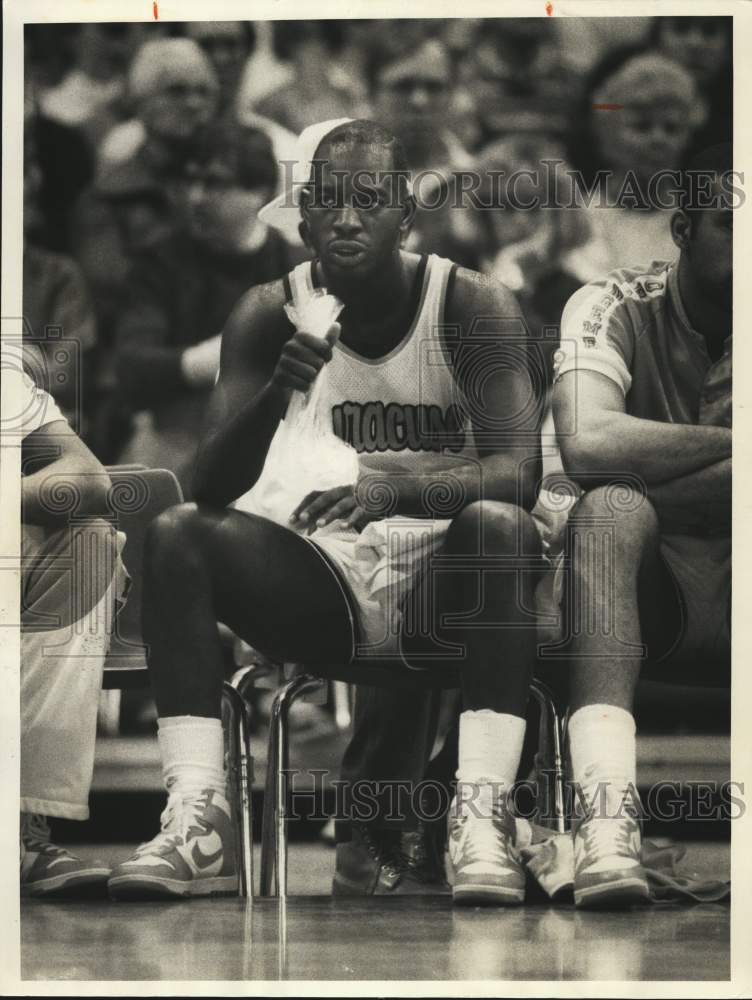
[332,401,466,454]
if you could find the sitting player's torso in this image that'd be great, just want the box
[560,259,731,429]
[285,251,479,475]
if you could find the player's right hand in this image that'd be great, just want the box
[270,322,340,394]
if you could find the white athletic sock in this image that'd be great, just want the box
[158,715,226,798]
[568,704,637,814]
[456,709,526,790]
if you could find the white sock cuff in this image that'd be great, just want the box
[158,715,225,795]
[567,704,637,798]
[158,715,223,732]
[568,704,636,740]
[456,709,526,788]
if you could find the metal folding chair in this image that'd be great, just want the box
[252,658,565,899]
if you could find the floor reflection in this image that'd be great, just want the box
[21,897,729,982]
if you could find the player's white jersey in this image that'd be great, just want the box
[285,252,479,479]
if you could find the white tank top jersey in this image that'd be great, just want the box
[285,253,479,477]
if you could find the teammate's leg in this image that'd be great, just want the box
[561,485,683,908]
[110,502,355,899]
[21,519,123,897]
[402,500,543,905]
[334,685,447,896]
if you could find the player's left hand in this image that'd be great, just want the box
[289,484,375,534]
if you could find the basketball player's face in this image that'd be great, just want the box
[302,142,410,279]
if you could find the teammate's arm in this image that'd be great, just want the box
[192,281,338,507]
[553,370,732,487]
[22,421,111,528]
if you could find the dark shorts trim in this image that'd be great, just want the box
[302,536,363,663]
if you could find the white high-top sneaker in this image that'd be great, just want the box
[448,781,526,906]
[108,788,238,899]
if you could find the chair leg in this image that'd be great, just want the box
[259,673,325,898]
[529,679,566,834]
[259,705,278,897]
[332,681,352,730]
[97,689,122,737]
[221,682,254,898]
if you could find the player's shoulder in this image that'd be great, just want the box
[220,276,294,371]
[224,276,291,337]
[563,260,672,331]
[445,264,521,329]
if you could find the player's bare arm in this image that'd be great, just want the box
[192,280,338,506]
[553,368,732,488]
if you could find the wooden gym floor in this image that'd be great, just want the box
[21,841,729,983]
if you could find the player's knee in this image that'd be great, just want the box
[145,502,204,566]
[447,500,538,555]
[573,485,658,551]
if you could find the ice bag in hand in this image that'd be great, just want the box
[235,289,360,528]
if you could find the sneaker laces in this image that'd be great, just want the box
[136,791,208,854]
[20,814,74,866]
[577,785,641,866]
[452,784,515,866]
[21,813,52,849]
[456,814,510,867]
[579,812,639,865]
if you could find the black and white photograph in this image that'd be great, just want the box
[1,0,749,992]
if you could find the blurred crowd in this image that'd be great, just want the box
[23,16,732,492]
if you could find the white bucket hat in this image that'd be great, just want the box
[258,118,355,247]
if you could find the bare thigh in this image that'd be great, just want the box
[145,504,357,667]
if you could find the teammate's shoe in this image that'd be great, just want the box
[448,781,526,906]
[20,813,110,898]
[108,788,238,899]
[572,788,650,909]
[333,822,450,896]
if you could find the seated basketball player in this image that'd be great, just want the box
[108,119,546,905]
[551,143,731,907]
[14,351,125,896]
